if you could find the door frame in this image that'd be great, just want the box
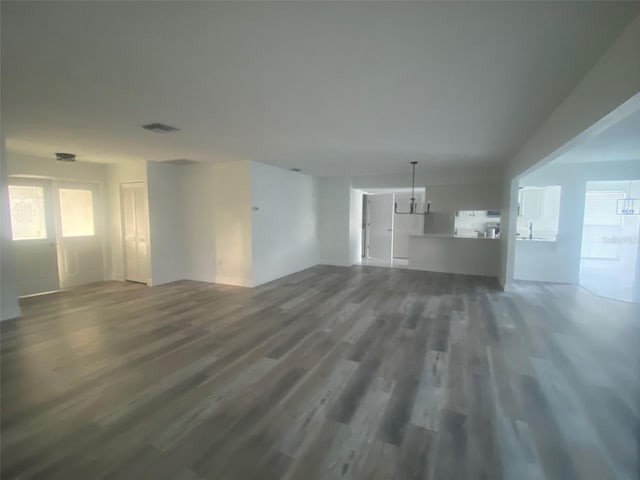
[366,193,395,261]
[120,181,150,284]
[52,180,105,289]
[362,194,369,258]
[7,177,60,295]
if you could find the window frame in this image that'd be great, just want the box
[57,187,97,238]
[7,179,55,243]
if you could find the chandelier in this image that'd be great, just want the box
[394,161,430,215]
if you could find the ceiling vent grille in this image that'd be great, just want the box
[165,159,199,166]
[55,152,76,162]
[142,123,179,133]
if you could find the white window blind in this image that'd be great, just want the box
[583,191,624,227]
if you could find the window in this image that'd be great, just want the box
[8,185,47,240]
[581,184,636,260]
[58,188,95,237]
[584,191,625,227]
[517,186,561,240]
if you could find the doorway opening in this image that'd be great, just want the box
[361,189,425,268]
[8,179,105,296]
[579,180,640,302]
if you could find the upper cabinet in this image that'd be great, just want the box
[517,186,562,240]
[518,187,545,218]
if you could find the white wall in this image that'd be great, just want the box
[506,16,640,181]
[251,162,319,286]
[108,160,148,281]
[352,165,504,190]
[424,182,503,213]
[317,176,352,266]
[145,160,253,287]
[170,161,253,287]
[355,172,505,247]
[180,162,219,284]
[146,161,186,286]
[353,171,503,215]
[5,153,110,184]
[1,140,21,320]
[502,14,640,289]
[148,160,319,288]
[208,161,253,286]
[514,159,640,283]
[498,178,518,288]
[349,188,363,264]
[635,229,640,296]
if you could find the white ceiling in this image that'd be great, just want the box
[553,108,640,164]
[2,1,638,176]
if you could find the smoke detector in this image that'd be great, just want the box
[142,123,179,133]
[55,153,76,162]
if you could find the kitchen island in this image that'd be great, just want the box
[408,234,500,277]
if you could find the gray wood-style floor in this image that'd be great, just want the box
[1,265,638,480]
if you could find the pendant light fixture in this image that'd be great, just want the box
[394,161,430,215]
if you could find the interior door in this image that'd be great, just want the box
[368,193,394,261]
[393,192,424,258]
[121,182,149,284]
[7,180,60,296]
[54,182,104,288]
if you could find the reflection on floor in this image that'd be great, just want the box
[580,258,639,303]
[359,257,409,268]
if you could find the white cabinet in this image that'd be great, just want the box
[518,188,545,218]
[517,186,561,239]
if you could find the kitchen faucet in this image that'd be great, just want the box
[529,221,533,240]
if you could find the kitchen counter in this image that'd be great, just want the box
[515,236,556,242]
[410,233,499,240]
[408,234,499,277]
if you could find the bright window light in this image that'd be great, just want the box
[8,185,47,240]
[59,188,95,237]
[517,186,562,240]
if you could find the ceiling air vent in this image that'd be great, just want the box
[55,152,76,162]
[165,159,199,166]
[142,122,179,133]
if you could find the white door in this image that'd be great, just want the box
[54,183,104,288]
[368,193,394,261]
[393,193,424,258]
[7,180,60,296]
[121,182,149,284]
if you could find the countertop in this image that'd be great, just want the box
[515,236,556,242]
[409,233,500,240]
